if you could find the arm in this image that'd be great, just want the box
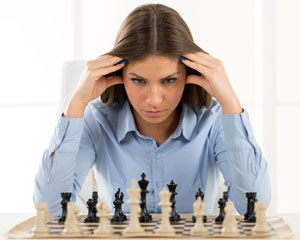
[212,105,271,214]
[33,106,96,216]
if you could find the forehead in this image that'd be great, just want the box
[123,55,185,75]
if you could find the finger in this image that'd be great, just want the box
[104,75,124,88]
[182,58,210,77]
[93,63,125,80]
[182,53,214,69]
[186,75,211,93]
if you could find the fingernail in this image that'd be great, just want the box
[181,57,187,61]
[119,60,127,65]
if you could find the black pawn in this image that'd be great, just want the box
[58,192,72,222]
[192,188,207,223]
[138,172,152,222]
[111,188,127,222]
[167,180,180,222]
[244,192,257,222]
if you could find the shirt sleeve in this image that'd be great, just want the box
[213,108,272,215]
[33,112,96,216]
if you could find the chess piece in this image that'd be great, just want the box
[58,192,72,222]
[221,201,239,235]
[84,191,99,222]
[252,202,271,235]
[245,192,257,222]
[111,188,127,222]
[191,197,208,235]
[94,201,113,236]
[167,180,180,222]
[192,188,207,223]
[63,202,82,235]
[155,187,175,236]
[123,179,144,236]
[138,172,152,222]
[32,203,50,236]
[215,198,226,223]
[119,191,127,221]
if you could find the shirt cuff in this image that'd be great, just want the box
[221,108,257,150]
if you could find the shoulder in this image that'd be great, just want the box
[83,99,126,130]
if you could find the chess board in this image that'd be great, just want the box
[5,214,293,239]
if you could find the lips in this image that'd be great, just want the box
[143,109,166,117]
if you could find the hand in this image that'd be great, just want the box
[71,54,126,105]
[181,52,240,108]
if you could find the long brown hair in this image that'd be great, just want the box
[100,3,212,111]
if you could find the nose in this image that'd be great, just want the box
[145,85,163,106]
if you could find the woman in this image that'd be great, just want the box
[33,3,271,216]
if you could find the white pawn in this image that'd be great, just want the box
[155,187,175,236]
[94,201,113,236]
[191,197,208,235]
[123,179,144,236]
[252,202,271,235]
[221,201,239,235]
[32,202,50,236]
[63,202,82,235]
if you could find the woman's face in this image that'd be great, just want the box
[122,55,187,125]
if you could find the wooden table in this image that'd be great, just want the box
[1,213,299,239]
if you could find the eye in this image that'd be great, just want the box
[163,78,177,84]
[131,78,145,85]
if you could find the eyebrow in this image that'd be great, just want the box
[128,72,180,80]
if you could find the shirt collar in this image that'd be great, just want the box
[116,99,200,143]
[171,101,198,141]
[116,99,137,143]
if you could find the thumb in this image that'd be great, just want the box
[186,75,210,92]
[105,75,124,88]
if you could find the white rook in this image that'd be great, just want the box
[252,202,271,234]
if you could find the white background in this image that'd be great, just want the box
[0,0,299,214]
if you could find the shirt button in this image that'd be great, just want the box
[59,124,65,130]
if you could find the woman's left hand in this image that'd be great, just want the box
[181,51,241,110]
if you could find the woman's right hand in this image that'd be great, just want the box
[71,54,126,105]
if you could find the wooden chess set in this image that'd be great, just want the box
[5,176,294,239]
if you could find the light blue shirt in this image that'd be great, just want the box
[33,98,271,216]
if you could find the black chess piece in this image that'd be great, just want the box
[215,198,226,223]
[167,180,181,222]
[84,191,99,223]
[111,188,127,222]
[58,192,72,222]
[215,191,229,223]
[223,191,229,202]
[244,192,257,222]
[119,191,127,221]
[138,172,152,222]
[92,191,100,222]
[192,188,207,223]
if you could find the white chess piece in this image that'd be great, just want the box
[63,202,83,235]
[123,179,145,236]
[94,201,113,236]
[221,201,239,235]
[32,203,50,236]
[191,197,208,235]
[155,187,175,236]
[252,202,271,235]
